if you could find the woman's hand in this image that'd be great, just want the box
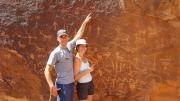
[89,64,95,72]
[50,86,58,96]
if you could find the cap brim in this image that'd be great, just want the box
[76,43,88,46]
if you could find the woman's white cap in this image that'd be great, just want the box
[76,39,87,46]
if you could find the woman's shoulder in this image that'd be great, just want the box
[74,56,81,62]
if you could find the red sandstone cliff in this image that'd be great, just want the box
[0,0,180,101]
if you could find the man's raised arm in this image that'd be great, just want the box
[71,13,92,42]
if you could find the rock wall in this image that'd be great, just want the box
[0,0,180,101]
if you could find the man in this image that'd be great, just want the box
[44,14,92,101]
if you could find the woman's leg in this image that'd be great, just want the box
[87,95,93,101]
[87,81,94,101]
[79,100,87,101]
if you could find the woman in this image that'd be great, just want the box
[74,39,95,101]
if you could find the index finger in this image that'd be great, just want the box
[87,13,92,17]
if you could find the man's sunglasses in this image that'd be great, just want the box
[59,35,69,38]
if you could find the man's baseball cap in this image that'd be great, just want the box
[76,39,88,46]
[57,29,69,37]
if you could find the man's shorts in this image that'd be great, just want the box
[77,80,94,100]
[56,82,74,101]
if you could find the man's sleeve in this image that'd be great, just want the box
[67,40,76,51]
[47,52,57,66]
